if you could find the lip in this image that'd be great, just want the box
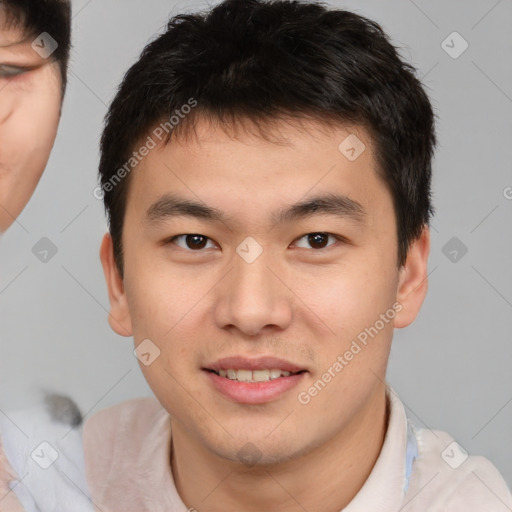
[204,369,306,404]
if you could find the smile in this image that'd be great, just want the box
[209,368,304,382]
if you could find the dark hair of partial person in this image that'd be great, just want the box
[1,0,72,93]
[98,0,436,277]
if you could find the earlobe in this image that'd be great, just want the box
[394,226,430,329]
[99,233,133,337]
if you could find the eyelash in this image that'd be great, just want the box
[0,65,30,79]
[166,232,345,252]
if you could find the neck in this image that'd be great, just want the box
[171,383,389,512]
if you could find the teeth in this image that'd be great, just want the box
[216,368,295,382]
[237,369,252,382]
[253,370,269,382]
[269,369,282,379]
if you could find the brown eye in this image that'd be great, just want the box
[170,234,215,251]
[185,234,208,249]
[308,233,329,249]
[294,232,338,250]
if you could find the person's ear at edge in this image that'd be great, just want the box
[99,232,133,337]
[394,225,430,328]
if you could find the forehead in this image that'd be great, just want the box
[124,115,393,232]
[135,114,378,179]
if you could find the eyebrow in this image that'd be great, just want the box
[0,34,32,49]
[145,192,367,228]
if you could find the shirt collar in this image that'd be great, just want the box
[341,385,415,512]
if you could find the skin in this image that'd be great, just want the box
[0,10,62,232]
[101,116,430,511]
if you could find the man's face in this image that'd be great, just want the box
[102,116,428,465]
[0,11,62,232]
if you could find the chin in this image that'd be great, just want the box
[204,431,309,469]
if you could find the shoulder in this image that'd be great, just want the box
[83,396,167,444]
[404,426,512,511]
[83,397,170,497]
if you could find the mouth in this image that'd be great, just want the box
[204,368,307,383]
[202,356,308,404]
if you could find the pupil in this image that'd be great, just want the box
[309,233,327,249]
[187,234,207,249]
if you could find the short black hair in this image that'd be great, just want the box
[1,0,72,93]
[98,0,436,276]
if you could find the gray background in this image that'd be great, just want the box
[1,0,511,488]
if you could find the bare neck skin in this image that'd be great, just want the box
[170,382,388,512]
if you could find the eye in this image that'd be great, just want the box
[0,65,28,78]
[293,232,340,250]
[168,234,216,251]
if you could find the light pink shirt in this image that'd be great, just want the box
[81,387,512,511]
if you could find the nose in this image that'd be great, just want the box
[213,249,293,337]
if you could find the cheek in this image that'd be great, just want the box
[123,251,205,345]
[125,266,204,416]
[295,256,398,339]
[0,81,61,229]
[0,81,61,176]
[291,255,399,392]
[25,86,62,160]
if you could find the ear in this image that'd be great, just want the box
[394,226,430,328]
[99,233,133,337]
